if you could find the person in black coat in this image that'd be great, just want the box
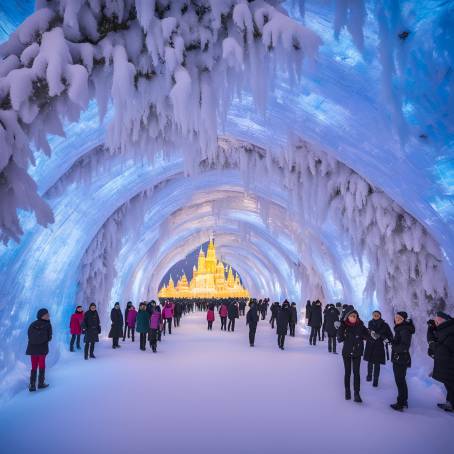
[82,303,101,360]
[276,300,291,350]
[269,301,279,329]
[363,310,393,387]
[174,301,182,327]
[390,311,415,411]
[308,300,323,345]
[122,301,132,341]
[109,302,124,349]
[337,309,369,403]
[427,311,454,412]
[26,308,52,392]
[228,302,239,332]
[246,300,259,347]
[324,304,340,353]
[305,300,311,322]
[289,302,298,337]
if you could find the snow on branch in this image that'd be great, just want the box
[0,0,322,243]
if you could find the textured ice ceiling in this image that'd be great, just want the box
[0,0,453,401]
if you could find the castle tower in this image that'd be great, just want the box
[205,238,217,274]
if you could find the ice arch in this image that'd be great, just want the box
[0,1,453,404]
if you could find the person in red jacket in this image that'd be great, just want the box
[69,305,84,352]
[219,303,228,330]
[207,303,215,330]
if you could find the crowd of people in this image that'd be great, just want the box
[25,297,454,415]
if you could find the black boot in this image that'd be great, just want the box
[70,346,74,352]
[345,389,351,400]
[390,403,404,412]
[373,378,378,387]
[366,375,372,382]
[29,370,37,392]
[354,392,362,403]
[37,369,49,389]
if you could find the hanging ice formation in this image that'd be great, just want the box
[0,0,452,402]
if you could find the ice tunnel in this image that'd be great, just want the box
[0,0,453,432]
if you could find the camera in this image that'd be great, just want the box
[427,319,436,328]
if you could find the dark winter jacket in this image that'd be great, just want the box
[391,320,415,367]
[276,303,291,335]
[289,305,298,324]
[108,307,124,338]
[337,319,369,357]
[271,303,279,318]
[428,319,454,385]
[305,301,311,320]
[82,310,101,343]
[228,303,239,320]
[324,306,340,337]
[246,304,259,326]
[363,318,393,364]
[136,310,151,333]
[308,302,322,328]
[26,319,52,355]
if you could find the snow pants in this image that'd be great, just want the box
[393,363,408,405]
[249,323,257,346]
[328,335,336,353]
[343,355,361,393]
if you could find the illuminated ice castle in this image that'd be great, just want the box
[158,239,249,300]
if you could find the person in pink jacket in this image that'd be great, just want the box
[149,306,161,352]
[162,301,174,334]
[69,306,84,351]
[219,303,228,331]
[126,305,137,342]
[207,303,215,330]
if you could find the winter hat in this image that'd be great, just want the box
[89,303,96,309]
[436,311,452,321]
[396,311,408,320]
[37,308,48,319]
[344,308,358,321]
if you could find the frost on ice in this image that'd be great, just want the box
[0,0,321,243]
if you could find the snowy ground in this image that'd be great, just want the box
[0,312,451,454]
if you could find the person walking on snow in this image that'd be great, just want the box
[390,311,415,412]
[337,309,369,403]
[277,300,291,350]
[69,305,84,352]
[324,303,340,354]
[109,302,124,349]
[308,300,323,345]
[122,301,133,341]
[228,302,239,332]
[289,302,298,337]
[207,303,215,330]
[149,305,161,353]
[427,311,454,412]
[247,299,259,347]
[219,302,228,330]
[163,301,174,335]
[364,310,393,387]
[82,303,101,360]
[136,303,150,351]
[26,308,52,392]
[125,305,137,342]
[269,301,279,329]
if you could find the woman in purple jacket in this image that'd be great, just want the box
[149,306,162,353]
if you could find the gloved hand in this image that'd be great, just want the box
[370,331,380,340]
[334,321,340,329]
